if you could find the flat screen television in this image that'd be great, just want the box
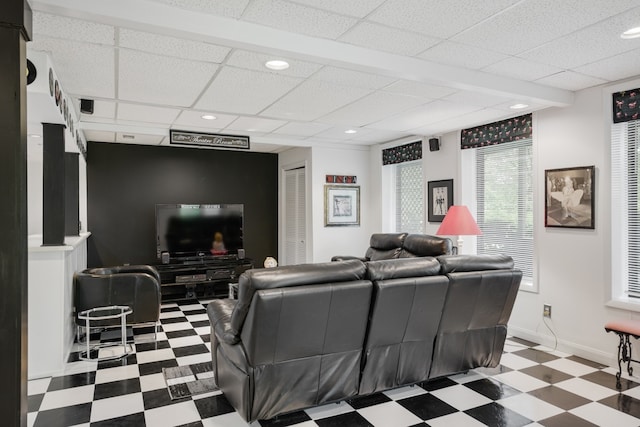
[156,204,243,260]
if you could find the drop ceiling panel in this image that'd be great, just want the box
[368,0,520,39]
[226,50,322,78]
[173,110,239,129]
[290,0,387,18]
[319,91,428,126]
[443,90,512,108]
[261,79,371,121]
[535,71,608,91]
[314,126,376,141]
[226,116,287,132]
[382,80,455,100]
[116,133,164,145]
[481,57,562,81]
[349,129,408,144]
[418,41,508,70]
[29,38,115,98]
[312,66,396,90]
[84,130,116,143]
[118,49,218,106]
[242,0,357,39]
[270,121,332,137]
[146,0,251,18]
[367,100,480,131]
[411,108,511,135]
[520,8,640,69]
[339,22,441,56]
[117,103,181,124]
[118,29,230,63]
[196,67,303,114]
[574,49,640,82]
[33,11,114,44]
[452,0,640,55]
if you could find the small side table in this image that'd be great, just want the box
[78,305,133,361]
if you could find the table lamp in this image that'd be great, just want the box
[436,205,482,251]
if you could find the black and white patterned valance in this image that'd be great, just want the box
[613,88,640,123]
[382,141,422,165]
[461,113,532,149]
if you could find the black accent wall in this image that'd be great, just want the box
[87,142,278,267]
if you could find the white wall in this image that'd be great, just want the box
[508,82,624,364]
[423,132,459,236]
[310,145,373,262]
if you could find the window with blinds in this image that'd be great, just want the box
[475,139,534,281]
[395,160,424,234]
[612,119,640,297]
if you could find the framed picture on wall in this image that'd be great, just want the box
[427,179,453,222]
[545,165,595,229]
[324,185,360,227]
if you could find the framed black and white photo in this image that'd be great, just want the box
[428,179,453,222]
[324,185,360,227]
[545,166,595,229]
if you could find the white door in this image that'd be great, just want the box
[284,167,306,265]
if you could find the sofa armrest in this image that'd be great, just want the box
[208,299,240,345]
[331,255,368,262]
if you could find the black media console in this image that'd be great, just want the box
[155,256,253,302]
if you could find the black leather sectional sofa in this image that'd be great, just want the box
[207,248,521,422]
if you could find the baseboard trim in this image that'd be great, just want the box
[508,325,615,367]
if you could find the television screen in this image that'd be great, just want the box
[156,204,243,259]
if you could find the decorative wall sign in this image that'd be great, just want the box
[545,166,595,229]
[169,130,250,150]
[427,179,453,222]
[326,175,357,184]
[325,185,360,227]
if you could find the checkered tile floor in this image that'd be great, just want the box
[27,300,640,427]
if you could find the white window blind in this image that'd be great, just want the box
[475,139,534,281]
[612,119,640,297]
[395,161,424,233]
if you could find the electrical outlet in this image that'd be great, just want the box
[543,304,552,318]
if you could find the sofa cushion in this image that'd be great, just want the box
[366,257,441,281]
[369,233,407,250]
[437,254,514,274]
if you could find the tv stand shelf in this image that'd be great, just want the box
[155,257,253,302]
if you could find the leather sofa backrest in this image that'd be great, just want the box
[229,259,366,338]
[437,254,514,273]
[401,234,454,257]
[366,257,441,281]
[365,233,407,260]
[429,262,521,379]
[361,258,449,394]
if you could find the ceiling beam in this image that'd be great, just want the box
[31,0,573,107]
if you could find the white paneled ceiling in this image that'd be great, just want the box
[27,0,640,153]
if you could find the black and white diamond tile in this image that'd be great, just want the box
[26,299,640,427]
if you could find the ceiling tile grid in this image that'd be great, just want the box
[33,11,114,45]
[116,103,181,124]
[288,0,388,18]
[195,66,304,114]
[270,121,333,137]
[118,29,231,63]
[146,0,251,18]
[242,0,358,39]
[118,49,219,107]
[481,57,564,82]
[418,41,508,70]
[338,21,442,56]
[28,38,115,99]
[311,66,396,90]
[534,71,608,92]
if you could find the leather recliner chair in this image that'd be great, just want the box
[73,265,162,330]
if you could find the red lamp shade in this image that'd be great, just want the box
[436,205,482,236]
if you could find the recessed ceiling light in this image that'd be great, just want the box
[621,26,640,39]
[28,134,41,138]
[344,129,357,134]
[265,60,290,71]
[201,114,216,120]
[510,103,529,110]
[247,128,258,132]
